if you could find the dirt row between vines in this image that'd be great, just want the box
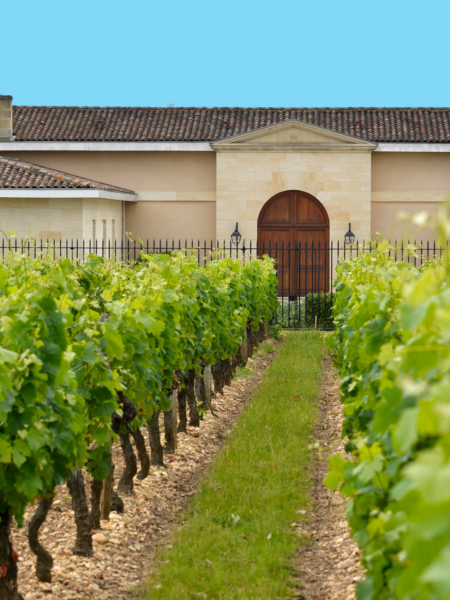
[12,342,281,600]
[292,355,365,600]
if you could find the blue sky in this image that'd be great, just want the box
[3,0,449,108]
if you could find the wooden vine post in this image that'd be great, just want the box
[171,387,178,451]
[100,472,112,521]
[204,365,212,410]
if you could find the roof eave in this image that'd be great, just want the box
[0,141,214,152]
[0,189,138,201]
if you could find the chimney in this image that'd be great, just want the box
[0,95,14,140]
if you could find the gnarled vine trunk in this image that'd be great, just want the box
[111,392,138,434]
[195,373,206,417]
[246,326,255,358]
[176,370,188,433]
[131,427,150,480]
[0,509,23,600]
[236,334,248,367]
[105,454,124,513]
[111,490,124,513]
[66,469,93,557]
[164,385,178,453]
[258,322,266,344]
[90,478,103,530]
[28,495,54,582]
[185,369,200,428]
[112,392,139,495]
[212,358,232,395]
[118,429,137,494]
[164,411,175,453]
[247,324,263,357]
[211,361,223,395]
[100,443,113,520]
[148,410,164,466]
[195,365,212,416]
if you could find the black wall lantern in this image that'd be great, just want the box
[231,222,242,247]
[344,222,355,245]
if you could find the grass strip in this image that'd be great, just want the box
[140,331,323,600]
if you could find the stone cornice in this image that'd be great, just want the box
[211,142,376,153]
[0,141,214,152]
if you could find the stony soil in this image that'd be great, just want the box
[292,355,365,600]
[11,342,280,600]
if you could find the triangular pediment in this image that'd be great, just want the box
[211,120,377,153]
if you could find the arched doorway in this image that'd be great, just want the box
[257,190,330,296]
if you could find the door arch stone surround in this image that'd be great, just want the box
[213,122,375,243]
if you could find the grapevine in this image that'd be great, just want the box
[0,250,278,599]
[326,238,450,599]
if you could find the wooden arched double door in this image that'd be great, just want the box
[257,190,330,296]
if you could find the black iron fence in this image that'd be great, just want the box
[1,238,446,330]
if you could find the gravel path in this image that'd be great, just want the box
[292,355,365,600]
[12,343,280,600]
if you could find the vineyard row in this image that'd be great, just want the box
[326,242,450,600]
[0,251,278,600]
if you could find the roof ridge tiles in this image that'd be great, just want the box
[9,107,450,143]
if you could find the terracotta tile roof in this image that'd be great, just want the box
[10,106,450,143]
[0,155,136,193]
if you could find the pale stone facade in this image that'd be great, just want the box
[0,197,122,244]
[0,151,217,244]
[370,152,450,241]
[215,151,371,242]
[212,121,375,242]
[81,198,123,243]
[1,119,450,244]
